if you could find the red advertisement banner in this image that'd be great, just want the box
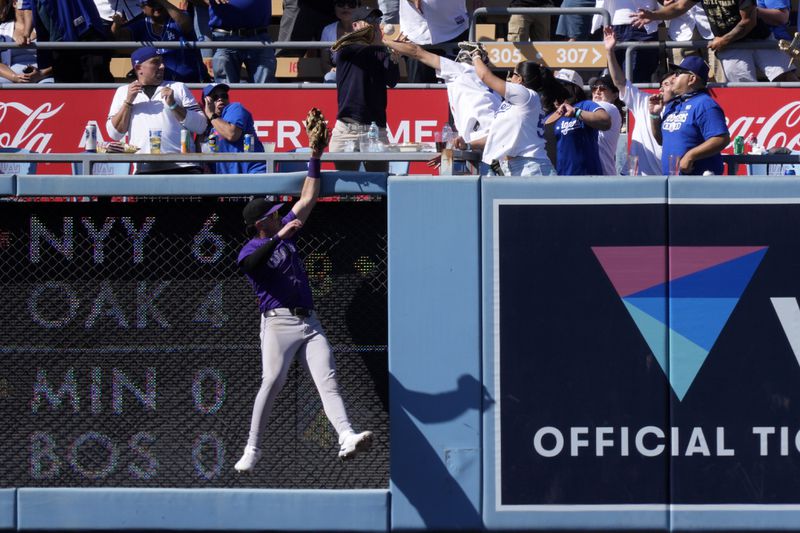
[0,87,797,174]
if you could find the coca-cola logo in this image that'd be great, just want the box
[0,101,64,154]
[727,101,800,151]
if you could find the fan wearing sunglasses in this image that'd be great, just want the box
[202,82,267,175]
[471,52,567,176]
[320,0,360,82]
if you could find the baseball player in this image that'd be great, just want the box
[234,109,373,473]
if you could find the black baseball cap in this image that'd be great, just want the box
[351,6,382,22]
[588,74,619,93]
[243,198,284,226]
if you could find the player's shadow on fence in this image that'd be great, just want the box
[390,373,494,529]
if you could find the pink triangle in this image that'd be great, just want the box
[592,246,666,297]
[669,246,768,281]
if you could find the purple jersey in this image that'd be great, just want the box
[237,211,314,313]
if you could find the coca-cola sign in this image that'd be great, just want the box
[0,87,797,173]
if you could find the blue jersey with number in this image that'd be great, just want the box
[661,91,728,175]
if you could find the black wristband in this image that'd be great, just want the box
[209,113,220,121]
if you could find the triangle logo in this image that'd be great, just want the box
[592,246,767,401]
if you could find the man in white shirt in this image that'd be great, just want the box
[399,0,469,83]
[106,47,207,174]
[603,26,672,175]
[587,74,622,175]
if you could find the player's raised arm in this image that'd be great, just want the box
[292,108,331,224]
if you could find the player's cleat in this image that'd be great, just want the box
[234,445,262,472]
[338,430,374,460]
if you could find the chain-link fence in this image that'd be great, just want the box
[0,197,388,488]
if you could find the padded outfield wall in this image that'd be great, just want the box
[3,173,800,531]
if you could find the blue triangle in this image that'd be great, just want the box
[669,249,767,298]
[669,297,740,351]
[625,296,667,325]
[623,301,668,375]
[628,282,667,299]
[669,328,710,401]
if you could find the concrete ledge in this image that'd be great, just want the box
[17,488,389,531]
[15,172,387,197]
[0,175,13,196]
[0,490,14,530]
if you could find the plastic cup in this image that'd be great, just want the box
[627,154,639,176]
[668,154,681,175]
[263,141,276,153]
[149,130,162,154]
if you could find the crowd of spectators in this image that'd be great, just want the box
[0,0,796,85]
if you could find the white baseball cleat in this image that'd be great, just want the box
[338,430,374,460]
[234,445,262,472]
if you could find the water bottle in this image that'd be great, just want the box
[367,121,379,152]
[441,123,453,149]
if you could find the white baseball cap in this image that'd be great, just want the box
[554,69,585,88]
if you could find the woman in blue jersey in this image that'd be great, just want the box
[471,53,566,176]
[550,69,612,176]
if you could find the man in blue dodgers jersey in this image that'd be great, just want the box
[233,109,373,473]
[202,82,266,174]
[650,56,730,175]
[551,69,611,176]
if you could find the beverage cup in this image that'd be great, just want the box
[343,139,357,152]
[263,141,276,153]
[668,154,681,175]
[358,133,371,152]
[627,154,639,176]
[434,132,445,152]
[149,130,162,154]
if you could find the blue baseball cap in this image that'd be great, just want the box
[202,83,230,99]
[674,56,709,84]
[131,46,163,68]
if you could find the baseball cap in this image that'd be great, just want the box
[203,83,230,99]
[131,46,163,68]
[554,69,585,88]
[351,6,382,22]
[243,198,284,226]
[588,74,618,93]
[673,56,709,84]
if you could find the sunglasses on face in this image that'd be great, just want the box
[209,92,229,101]
[506,71,520,81]
[335,0,359,7]
[591,84,608,91]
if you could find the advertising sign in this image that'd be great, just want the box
[486,181,800,523]
[0,88,797,175]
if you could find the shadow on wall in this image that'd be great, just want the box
[390,373,494,529]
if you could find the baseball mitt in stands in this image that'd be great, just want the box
[331,26,375,52]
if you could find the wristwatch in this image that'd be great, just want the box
[209,113,220,121]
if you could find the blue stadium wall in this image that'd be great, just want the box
[4,173,800,530]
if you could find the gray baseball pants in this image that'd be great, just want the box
[246,310,353,448]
